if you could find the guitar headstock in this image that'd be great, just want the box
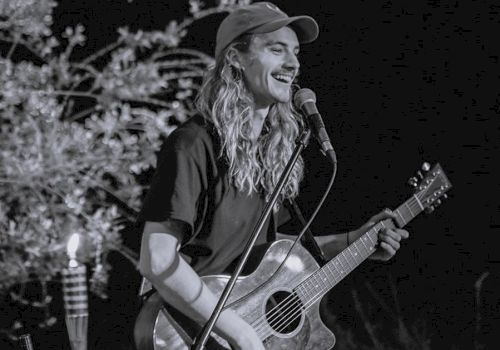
[409,162,452,213]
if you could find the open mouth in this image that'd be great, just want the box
[272,73,294,84]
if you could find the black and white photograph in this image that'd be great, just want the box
[1,1,498,349]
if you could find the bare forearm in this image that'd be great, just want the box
[151,254,239,333]
[139,226,250,345]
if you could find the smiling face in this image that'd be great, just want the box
[236,26,300,109]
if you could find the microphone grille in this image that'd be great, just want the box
[293,88,316,110]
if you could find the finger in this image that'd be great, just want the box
[382,228,402,242]
[370,208,397,223]
[398,229,409,239]
[379,241,396,258]
[380,234,401,251]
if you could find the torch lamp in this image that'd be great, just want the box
[62,233,88,350]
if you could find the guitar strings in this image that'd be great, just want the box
[252,195,424,341]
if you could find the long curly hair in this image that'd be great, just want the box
[195,34,304,202]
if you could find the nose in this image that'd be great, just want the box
[284,52,300,72]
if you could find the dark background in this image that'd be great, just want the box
[5,0,500,349]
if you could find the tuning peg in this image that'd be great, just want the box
[425,206,435,214]
[408,176,418,188]
[442,194,448,200]
[434,199,442,206]
[416,162,431,180]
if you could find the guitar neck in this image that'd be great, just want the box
[294,194,425,304]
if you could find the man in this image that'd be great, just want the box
[138,2,409,349]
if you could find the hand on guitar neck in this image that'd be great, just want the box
[350,208,410,262]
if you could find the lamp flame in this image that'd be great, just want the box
[67,233,80,267]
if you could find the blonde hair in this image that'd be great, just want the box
[196,35,304,202]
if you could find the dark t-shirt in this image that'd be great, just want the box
[139,115,289,276]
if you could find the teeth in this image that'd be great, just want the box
[273,74,292,83]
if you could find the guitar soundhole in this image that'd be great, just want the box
[265,290,304,335]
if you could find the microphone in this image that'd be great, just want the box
[293,88,336,164]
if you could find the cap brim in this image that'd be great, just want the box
[249,15,319,43]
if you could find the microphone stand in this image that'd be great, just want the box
[191,128,311,350]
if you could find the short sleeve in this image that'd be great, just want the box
[138,132,205,238]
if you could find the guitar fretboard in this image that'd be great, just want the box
[294,194,425,305]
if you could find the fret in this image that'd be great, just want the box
[300,280,312,300]
[297,283,309,301]
[335,256,346,275]
[320,265,336,289]
[315,271,327,291]
[348,247,359,266]
[404,201,415,217]
[341,251,353,270]
[310,276,319,293]
[358,237,368,251]
[346,246,354,263]
[304,278,311,299]
[294,284,305,300]
[348,245,357,260]
[353,241,365,260]
[390,199,418,226]
[347,247,358,270]
[306,277,315,296]
[319,270,331,292]
[395,208,407,226]
[325,263,338,285]
[362,235,375,253]
[331,258,343,278]
[366,230,377,246]
[353,246,362,267]
[413,194,424,211]
[358,236,370,254]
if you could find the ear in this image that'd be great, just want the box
[226,47,245,71]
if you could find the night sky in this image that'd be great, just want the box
[14,0,500,349]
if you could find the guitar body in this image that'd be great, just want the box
[134,239,336,350]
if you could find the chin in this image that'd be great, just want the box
[272,91,292,104]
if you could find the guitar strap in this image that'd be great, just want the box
[285,199,327,266]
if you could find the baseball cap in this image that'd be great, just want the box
[215,2,319,58]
